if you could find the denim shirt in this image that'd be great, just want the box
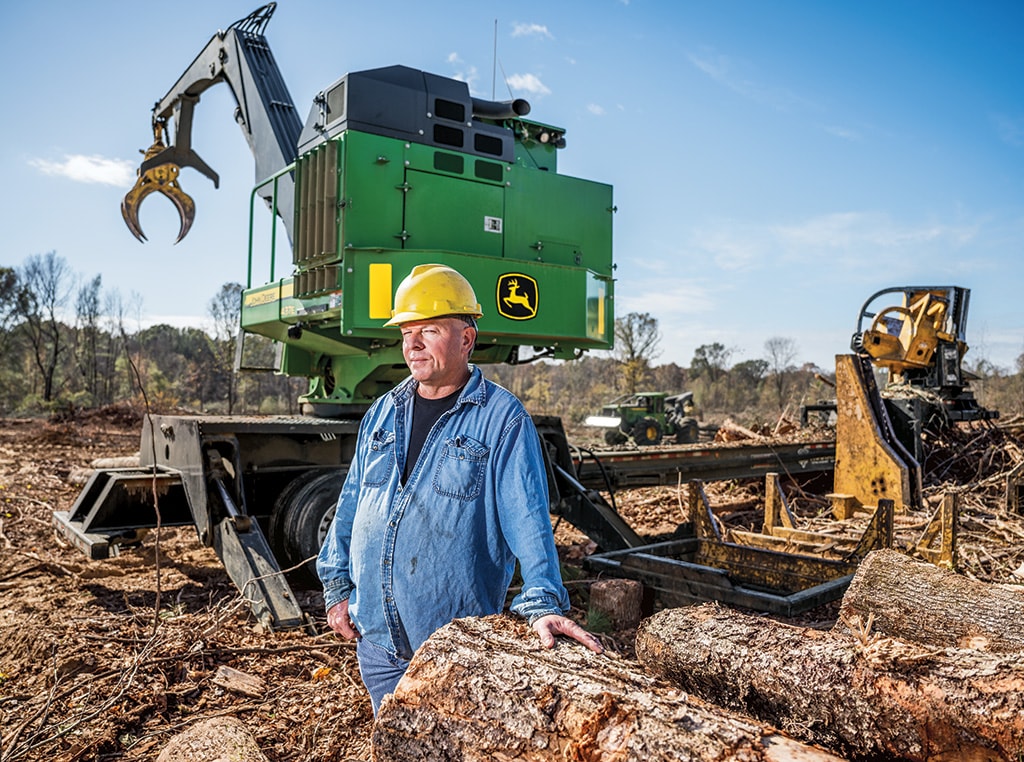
[316,365,570,659]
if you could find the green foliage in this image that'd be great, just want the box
[585,607,614,634]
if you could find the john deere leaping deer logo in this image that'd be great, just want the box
[496,273,538,320]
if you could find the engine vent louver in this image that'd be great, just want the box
[294,140,340,297]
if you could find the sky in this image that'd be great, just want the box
[2,0,1023,373]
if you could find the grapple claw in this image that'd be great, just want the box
[121,121,196,244]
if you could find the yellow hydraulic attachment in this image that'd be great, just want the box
[855,288,961,378]
[121,119,196,244]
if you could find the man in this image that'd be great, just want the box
[317,263,603,715]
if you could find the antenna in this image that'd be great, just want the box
[491,19,498,99]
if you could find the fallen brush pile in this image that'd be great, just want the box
[923,418,1024,583]
[759,418,1024,585]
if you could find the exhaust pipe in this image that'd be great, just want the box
[471,97,531,120]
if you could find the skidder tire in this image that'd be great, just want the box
[604,429,627,446]
[632,418,662,446]
[675,417,699,444]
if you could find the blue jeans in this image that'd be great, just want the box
[356,638,410,715]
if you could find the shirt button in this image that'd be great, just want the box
[389,521,397,528]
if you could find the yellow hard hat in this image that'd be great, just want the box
[385,264,483,326]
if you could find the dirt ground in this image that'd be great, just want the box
[0,407,682,762]
[2,407,1022,761]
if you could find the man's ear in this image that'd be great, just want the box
[462,325,478,355]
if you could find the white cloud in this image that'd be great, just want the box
[448,53,480,94]
[687,212,979,275]
[690,224,766,271]
[505,73,551,96]
[687,49,813,112]
[822,124,862,141]
[688,50,732,83]
[30,154,135,186]
[617,280,715,317]
[771,212,976,252]
[512,23,553,39]
[587,103,605,116]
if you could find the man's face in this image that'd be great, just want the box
[400,317,475,393]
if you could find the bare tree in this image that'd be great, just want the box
[764,336,799,409]
[614,312,661,393]
[74,274,103,403]
[20,251,73,402]
[209,283,243,413]
[99,289,134,404]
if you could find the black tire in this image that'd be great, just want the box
[604,429,627,446]
[269,469,347,587]
[631,418,662,446]
[675,417,700,444]
[267,467,331,562]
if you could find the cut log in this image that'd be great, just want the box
[156,716,270,762]
[714,418,763,442]
[588,578,643,630]
[838,548,1024,652]
[636,604,1024,762]
[372,614,845,762]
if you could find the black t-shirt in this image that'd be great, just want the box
[402,387,461,484]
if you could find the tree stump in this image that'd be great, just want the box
[371,614,845,761]
[838,549,1024,652]
[156,716,270,762]
[636,604,1024,762]
[589,578,643,630]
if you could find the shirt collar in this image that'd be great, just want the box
[392,365,487,409]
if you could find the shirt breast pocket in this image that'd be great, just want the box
[433,436,489,501]
[362,429,396,487]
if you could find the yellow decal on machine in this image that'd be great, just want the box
[368,263,393,320]
[244,286,280,307]
[496,273,538,320]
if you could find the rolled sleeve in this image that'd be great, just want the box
[510,588,566,624]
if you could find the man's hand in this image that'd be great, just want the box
[326,599,359,639]
[531,614,604,654]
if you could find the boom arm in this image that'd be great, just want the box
[123,3,301,244]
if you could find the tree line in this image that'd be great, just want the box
[2,252,1021,426]
[0,252,302,417]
